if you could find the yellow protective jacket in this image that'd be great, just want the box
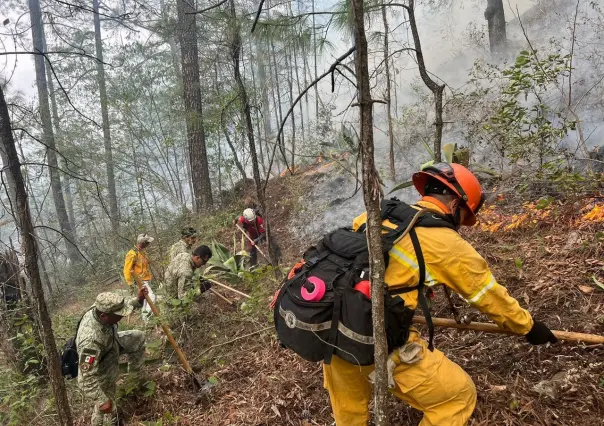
[123,248,152,285]
[352,199,533,335]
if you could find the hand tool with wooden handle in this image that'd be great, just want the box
[235,223,269,260]
[413,316,604,344]
[132,273,205,389]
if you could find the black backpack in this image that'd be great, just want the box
[60,310,90,379]
[273,198,456,366]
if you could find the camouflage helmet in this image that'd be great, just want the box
[94,292,134,317]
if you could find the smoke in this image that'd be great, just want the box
[291,0,604,243]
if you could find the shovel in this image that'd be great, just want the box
[132,273,207,390]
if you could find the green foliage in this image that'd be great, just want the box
[142,411,180,426]
[0,370,40,425]
[116,374,156,401]
[534,196,555,210]
[11,311,46,376]
[483,51,575,169]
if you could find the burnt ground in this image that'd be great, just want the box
[64,169,603,426]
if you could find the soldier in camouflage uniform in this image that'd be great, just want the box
[76,288,147,425]
[164,245,212,299]
[168,227,198,262]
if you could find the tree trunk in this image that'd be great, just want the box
[312,0,319,123]
[43,28,76,234]
[484,0,507,55]
[285,45,296,169]
[289,2,306,146]
[17,141,58,294]
[268,53,283,174]
[229,0,277,265]
[0,84,73,425]
[270,40,289,168]
[350,0,389,424]
[92,0,120,232]
[256,41,273,167]
[381,5,395,180]
[28,0,80,264]
[221,110,248,181]
[176,0,213,212]
[407,0,445,162]
[249,40,267,178]
[292,41,306,146]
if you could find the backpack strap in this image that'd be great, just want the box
[408,228,434,351]
[73,308,93,347]
[324,292,342,365]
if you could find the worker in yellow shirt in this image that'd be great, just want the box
[123,233,155,320]
[323,163,557,425]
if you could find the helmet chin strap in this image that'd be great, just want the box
[449,200,463,229]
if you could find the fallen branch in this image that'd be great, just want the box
[204,278,251,299]
[194,326,273,360]
[413,316,604,344]
[209,287,235,306]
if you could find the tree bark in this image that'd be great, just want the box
[43,28,76,234]
[285,45,296,168]
[0,84,73,425]
[28,0,80,264]
[176,0,213,212]
[407,0,445,162]
[270,40,289,168]
[484,0,507,55]
[381,5,395,180]
[92,0,120,232]
[249,39,267,178]
[350,0,389,424]
[229,0,277,265]
[256,41,273,167]
[312,0,319,123]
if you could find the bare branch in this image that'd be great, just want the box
[33,225,93,268]
[263,46,357,190]
[189,0,228,14]
[251,0,266,33]
[51,0,132,20]
[0,50,110,65]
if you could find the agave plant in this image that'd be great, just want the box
[203,239,249,278]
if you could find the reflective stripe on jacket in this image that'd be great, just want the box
[352,199,533,335]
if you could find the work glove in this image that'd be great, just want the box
[525,321,558,345]
[199,280,212,294]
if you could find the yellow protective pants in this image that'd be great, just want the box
[323,330,477,426]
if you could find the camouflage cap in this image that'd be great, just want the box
[94,292,134,317]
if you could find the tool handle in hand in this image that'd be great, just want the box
[235,224,268,260]
[132,273,195,375]
[413,316,604,344]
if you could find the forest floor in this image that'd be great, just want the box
[52,163,603,426]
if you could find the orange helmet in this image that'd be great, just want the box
[412,162,485,226]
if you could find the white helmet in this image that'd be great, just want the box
[243,208,256,222]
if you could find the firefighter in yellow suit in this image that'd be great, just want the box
[323,163,558,426]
